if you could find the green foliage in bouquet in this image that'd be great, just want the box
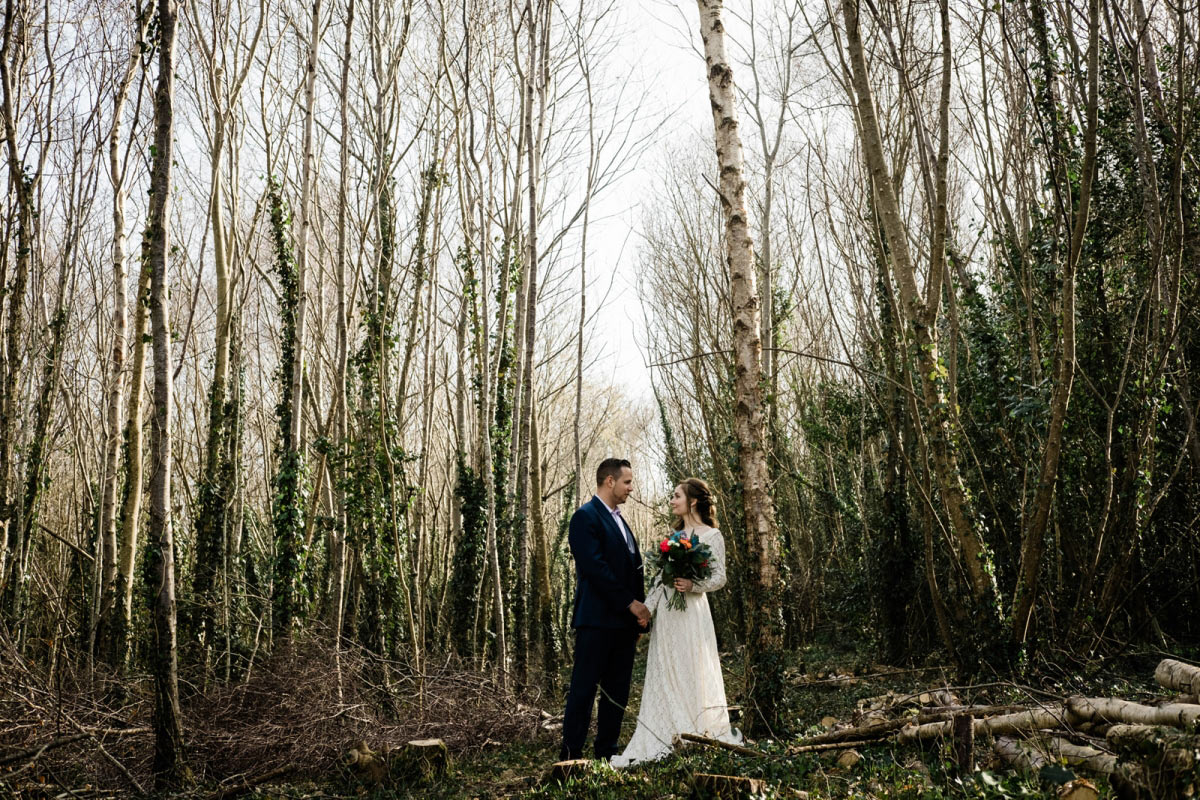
[646,531,714,611]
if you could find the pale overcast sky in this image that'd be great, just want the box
[586,1,713,405]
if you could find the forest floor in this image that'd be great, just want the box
[399,640,1172,800]
[4,636,1194,799]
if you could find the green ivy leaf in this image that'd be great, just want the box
[1038,764,1075,785]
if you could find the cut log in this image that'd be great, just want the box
[797,704,1027,747]
[788,739,880,754]
[1057,778,1100,800]
[1106,724,1176,752]
[995,736,1116,777]
[1066,697,1200,728]
[545,759,591,785]
[1048,736,1117,775]
[1155,659,1200,696]
[835,749,862,769]
[900,705,1065,742]
[691,773,767,799]
[994,736,1051,771]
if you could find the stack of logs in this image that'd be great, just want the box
[794,659,1200,799]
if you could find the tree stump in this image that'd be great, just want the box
[545,759,591,785]
[1058,778,1099,800]
[951,712,974,772]
[393,738,449,783]
[692,773,767,799]
[342,740,388,786]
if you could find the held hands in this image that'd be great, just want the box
[673,578,694,593]
[628,599,651,628]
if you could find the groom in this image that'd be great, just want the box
[559,458,650,761]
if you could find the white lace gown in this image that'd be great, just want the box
[612,526,741,767]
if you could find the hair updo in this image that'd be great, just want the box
[674,477,719,530]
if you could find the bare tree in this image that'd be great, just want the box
[694,0,783,732]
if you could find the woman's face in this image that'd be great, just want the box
[669,484,692,517]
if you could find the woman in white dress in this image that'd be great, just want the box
[612,478,741,767]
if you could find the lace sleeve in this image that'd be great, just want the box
[691,529,727,593]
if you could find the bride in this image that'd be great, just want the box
[612,477,741,767]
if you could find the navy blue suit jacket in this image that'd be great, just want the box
[568,496,645,631]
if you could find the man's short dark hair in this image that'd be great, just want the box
[596,458,631,486]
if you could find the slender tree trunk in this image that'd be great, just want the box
[331,0,355,648]
[291,0,321,454]
[572,0,595,510]
[840,0,995,612]
[529,409,557,687]
[0,0,35,617]
[110,263,151,664]
[513,0,545,685]
[1012,0,1098,645]
[191,115,232,669]
[694,0,783,733]
[15,259,72,648]
[145,0,189,784]
[462,15,508,687]
[96,11,147,657]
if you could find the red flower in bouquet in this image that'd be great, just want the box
[644,530,713,611]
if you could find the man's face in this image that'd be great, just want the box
[611,466,633,504]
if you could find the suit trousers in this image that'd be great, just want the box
[560,626,639,760]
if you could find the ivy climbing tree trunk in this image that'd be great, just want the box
[272,0,322,647]
[694,0,784,734]
[1011,0,1098,646]
[144,0,190,785]
[269,181,304,646]
[0,0,37,621]
[839,0,1002,659]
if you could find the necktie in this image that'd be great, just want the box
[614,507,634,553]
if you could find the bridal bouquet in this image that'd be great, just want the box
[645,530,713,611]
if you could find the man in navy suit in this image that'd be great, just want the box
[559,458,650,761]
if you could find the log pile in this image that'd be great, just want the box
[790,658,1200,799]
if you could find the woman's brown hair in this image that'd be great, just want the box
[673,477,719,530]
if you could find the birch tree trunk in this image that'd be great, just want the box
[110,264,151,665]
[694,0,783,733]
[291,0,321,454]
[144,0,190,784]
[96,9,148,657]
